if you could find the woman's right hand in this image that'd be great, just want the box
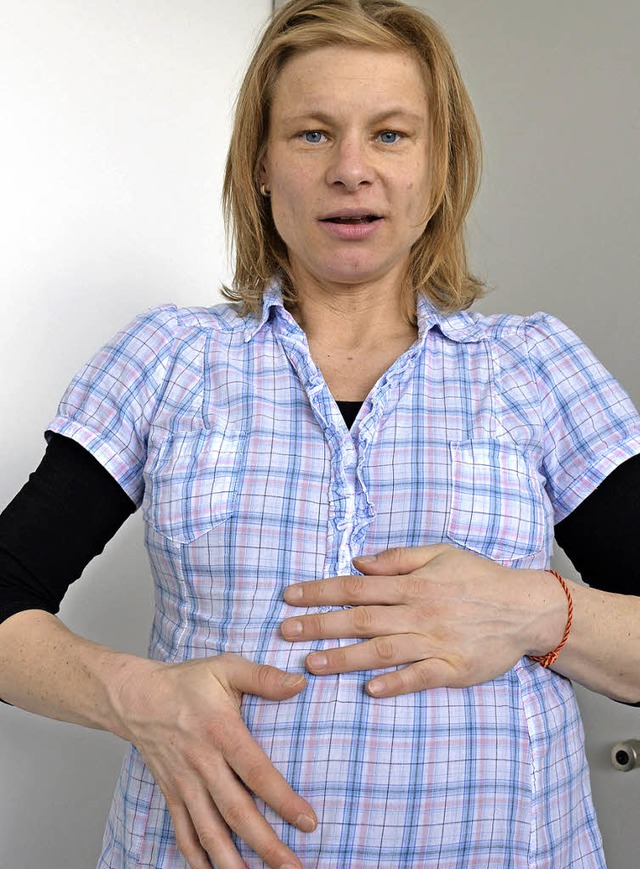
[114,652,316,869]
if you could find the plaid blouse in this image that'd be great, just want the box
[49,280,640,868]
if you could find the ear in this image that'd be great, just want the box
[256,139,269,183]
[258,156,270,187]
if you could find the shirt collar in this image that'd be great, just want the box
[415,293,486,344]
[242,277,289,342]
[244,278,486,344]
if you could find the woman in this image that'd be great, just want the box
[1,1,639,867]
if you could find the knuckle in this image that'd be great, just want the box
[176,838,208,869]
[277,794,300,821]
[254,662,276,692]
[372,635,396,663]
[397,576,425,603]
[222,800,252,832]
[305,614,324,636]
[314,613,327,632]
[395,667,416,692]
[215,728,243,758]
[352,606,374,634]
[197,831,223,855]
[172,822,210,867]
[343,574,366,596]
[328,647,347,669]
[181,744,205,770]
[384,546,404,567]
[260,841,287,866]
[415,658,446,689]
[242,757,270,789]
[205,722,229,753]
[309,580,327,602]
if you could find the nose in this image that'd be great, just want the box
[325,136,375,192]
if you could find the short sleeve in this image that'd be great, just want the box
[46,305,179,507]
[526,313,640,522]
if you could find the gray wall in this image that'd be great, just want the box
[1,1,638,867]
[414,2,639,866]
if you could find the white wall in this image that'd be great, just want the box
[0,1,269,866]
[414,2,640,867]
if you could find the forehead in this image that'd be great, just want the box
[270,45,430,119]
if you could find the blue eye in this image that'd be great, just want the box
[303,130,325,144]
[379,130,401,144]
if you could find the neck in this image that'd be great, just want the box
[286,274,418,402]
[288,275,415,351]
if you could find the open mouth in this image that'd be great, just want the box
[321,215,382,225]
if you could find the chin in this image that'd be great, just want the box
[319,260,391,285]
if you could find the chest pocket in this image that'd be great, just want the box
[143,427,246,544]
[447,439,547,564]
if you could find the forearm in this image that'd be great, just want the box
[525,572,640,703]
[0,608,157,738]
[0,609,317,867]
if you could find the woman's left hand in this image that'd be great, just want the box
[281,544,565,697]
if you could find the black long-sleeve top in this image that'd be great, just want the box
[1,425,639,629]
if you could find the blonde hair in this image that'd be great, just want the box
[222,0,484,315]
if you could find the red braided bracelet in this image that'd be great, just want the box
[529,569,574,668]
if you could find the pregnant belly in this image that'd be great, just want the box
[236,670,534,869]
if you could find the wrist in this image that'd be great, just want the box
[104,652,167,741]
[528,570,574,666]
[518,569,571,659]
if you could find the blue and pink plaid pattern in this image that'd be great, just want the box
[49,280,640,867]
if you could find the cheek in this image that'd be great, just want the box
[404,169,431,219]
[271,171,313,222]
[270,197,305,254]
[400,179,422,216]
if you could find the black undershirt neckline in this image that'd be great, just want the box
[336,400,362,429]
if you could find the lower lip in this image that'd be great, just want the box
[319,219,383,240]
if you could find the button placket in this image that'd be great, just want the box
[274,318,359,594]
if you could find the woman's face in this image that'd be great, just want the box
[261,45,432,297]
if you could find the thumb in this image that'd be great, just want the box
[222,655,307,700]
[353,544,444,576]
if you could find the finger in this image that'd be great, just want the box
[353,544,450,575]
[305,633,427,675]
[218,654,308,701]
[281,605,413,642]
[215,712,317,835]
[284,573,403,607]
[366,657,458,697]
[207,764,304,869]
[168,795,245,869]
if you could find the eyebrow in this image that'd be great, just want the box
[280,108,427,127]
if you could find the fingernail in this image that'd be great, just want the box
[367,679,385,696]
[353,554,376,563]
[295,813,317,833]
[285,584,303,601]
[282,619,303,637]
[280,864,300,869]
[280,672,304,687]
[307,652,327,669]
